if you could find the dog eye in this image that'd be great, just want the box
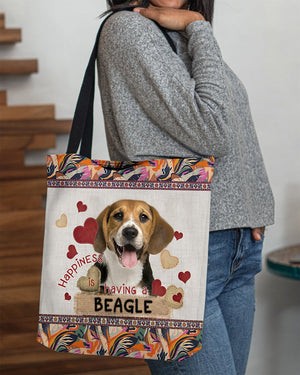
[140,213,149,223]
[113,212,123,221]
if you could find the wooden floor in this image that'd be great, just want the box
[0,216,151,375]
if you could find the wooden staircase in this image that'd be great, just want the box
[0,14,37,75]
[0,13,150,375]
[0,59,38,75]
[0,13,21,43]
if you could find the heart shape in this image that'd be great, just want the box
[64,293,71,301]
[173,293,183,303]
[164,285,184,309]
[174,231,183,240]
[56,214,67,228]
[178,271,191,284]
[77,266,101,292]
[160,249,179,269]
[77,201,87,212]
[152,279,166,297]
[73,218,98,245]
[67,245,78,259]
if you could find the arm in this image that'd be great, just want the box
[99,11,231,157]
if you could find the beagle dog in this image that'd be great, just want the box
[92,199,174,295]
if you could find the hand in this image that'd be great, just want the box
[133,4,205,31]
[252,226,265,241]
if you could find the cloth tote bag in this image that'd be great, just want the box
[37,12,215,361]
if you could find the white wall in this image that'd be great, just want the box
[1,1,299,374]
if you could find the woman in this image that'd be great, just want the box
[97,1,275,374]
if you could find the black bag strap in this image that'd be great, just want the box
[66,10,177,158]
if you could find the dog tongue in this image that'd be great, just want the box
[122,245,138,268]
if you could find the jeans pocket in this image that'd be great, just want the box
[245,229,264,276]
[253,233,264,274]
[254,232,265,243]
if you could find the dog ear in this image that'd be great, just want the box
[94,205,111,253]
[148,206,174,255]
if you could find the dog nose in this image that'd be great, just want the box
[122,227,138,240]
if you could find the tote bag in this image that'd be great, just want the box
[37,11,215,361]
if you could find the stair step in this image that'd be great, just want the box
[0,166,46,180]
[0,28,21,43]
[0,119,71,134]
[0,59,38,75]
[0,90,6,105]
[0,14,4,29]
[0,316,37,335]
[0,257,42,276]
[0,195,44,211]
[0,209,45,232]
[0,332,41,354]
[0,179,46,199]
[0,150,25,169]
[0,302,38,323]
[0,104,54,121]
[0,245,43,258]
[0,351,148,371]
[0,134,56,151]
[1,354,149,375]
[0,232,44,251]
[0,273,41,289]
[0,285,41,304]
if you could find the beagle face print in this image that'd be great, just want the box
[38,155,213,358]
[93,199,174,293]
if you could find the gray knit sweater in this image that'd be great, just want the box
[96,10,275,232]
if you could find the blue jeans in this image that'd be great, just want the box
[146,227,264,375]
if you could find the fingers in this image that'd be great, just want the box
[133,6,158,21]
[252,228,262,241]
[251,226,265,241]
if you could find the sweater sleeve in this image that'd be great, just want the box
[98,11,231,157]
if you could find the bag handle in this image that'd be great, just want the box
[66,10,177,158]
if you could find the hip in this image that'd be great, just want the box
[206,227,264,299]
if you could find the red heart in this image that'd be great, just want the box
[174,231,183,240]
[65,293,71,301]
[73,218,98,245]
[67,245,78,259]
[178,271,191,284]
[173,293,183,303]
[77,201,87,212]
[152,279,166,297]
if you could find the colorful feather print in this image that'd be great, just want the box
[37,323,202,360]
[47,154,214,183]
